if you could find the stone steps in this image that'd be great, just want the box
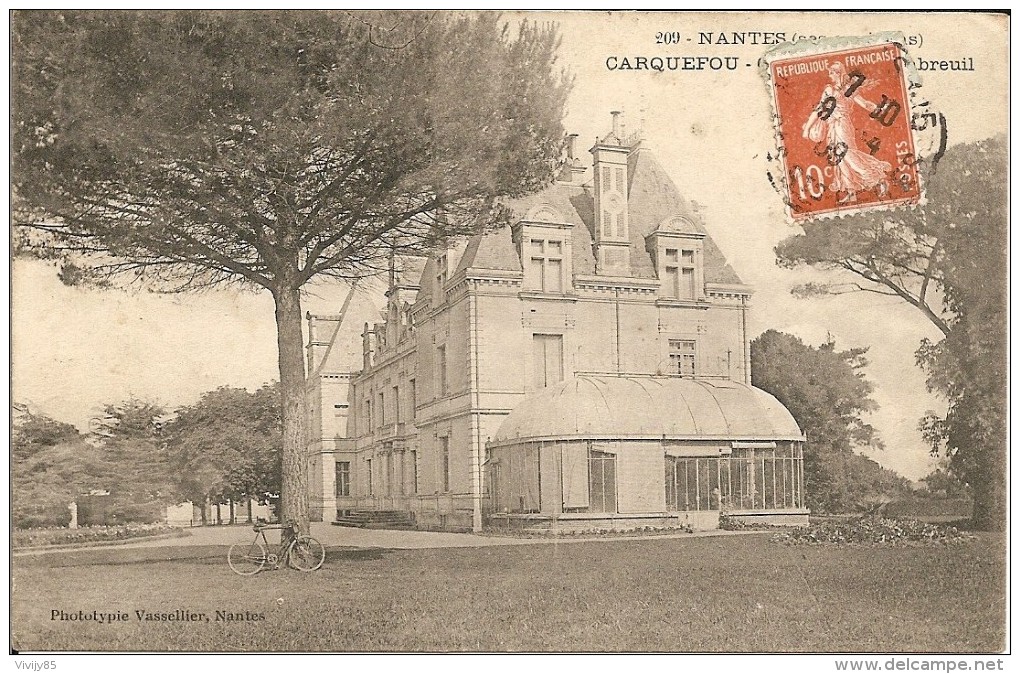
[333,510,416,530]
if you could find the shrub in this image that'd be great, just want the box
[772,517,973,546]
[718,514,780,531]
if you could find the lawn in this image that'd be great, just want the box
[12,533,1005,652]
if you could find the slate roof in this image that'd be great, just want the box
[442,143,744,285]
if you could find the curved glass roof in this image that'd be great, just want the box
[490,375,804,446]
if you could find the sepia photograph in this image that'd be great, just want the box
[9,10,1008,661]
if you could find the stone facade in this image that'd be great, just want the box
[306,116,807,531]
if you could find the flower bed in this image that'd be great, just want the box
[718,514,785,531]
[13,524,186,549]
[772,517,973,546]
[483,524,694,539]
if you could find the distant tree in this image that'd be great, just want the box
[751,330,889,513]
[166,384,282,523]
[12,11,571,531]
[920,467,970,499]
[846,454,913,513]
[775,138,1007,530]
[13,409,81,462]
[12,402,176,526]
[12,411,88,527]
[87,397,177,507]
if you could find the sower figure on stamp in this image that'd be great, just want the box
[802,62,891,204]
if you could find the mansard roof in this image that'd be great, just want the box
[490,375,804,446]
[453,146,743,284]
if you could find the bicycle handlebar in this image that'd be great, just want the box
[253,519,297,532]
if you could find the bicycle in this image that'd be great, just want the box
[227,519,325,576]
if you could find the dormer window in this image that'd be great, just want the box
[648,220,705,301]
[514,216,573,294]
[662,248,696,299]
[525,238,564,293]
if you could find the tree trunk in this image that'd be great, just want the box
[971,445,1006,532]
[273,283,310,534]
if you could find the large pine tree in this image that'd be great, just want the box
[12,11,571,530]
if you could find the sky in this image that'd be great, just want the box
[9,12,1008,481]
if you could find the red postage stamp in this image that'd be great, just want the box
[766,40,921,220]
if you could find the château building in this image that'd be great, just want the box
[305,113,807,532]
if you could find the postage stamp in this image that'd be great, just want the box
[765,36,922,221]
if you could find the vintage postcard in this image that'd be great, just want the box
[10,10,1008,663]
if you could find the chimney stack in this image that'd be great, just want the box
[610,111,622,140]
[566,133,579,160]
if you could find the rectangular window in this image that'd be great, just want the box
[682,267,695,299]
[664,248,679,298]
[364,399,372,430]
[437,345,448,396]
[681,249,696,299]
[333,403,347,418]
[378,392,385,426]
[669,339,697,377]
[366,458,373,496]
[664,448,803,513]
[335,461,351,497]
[440,436,451,492]
[524,238,565,292]
[533,334,564,389]
[588,449,617,513]
[662,248,697,299]
[408,450,418,494]
[409,379,416,420]
[392,385,400,423]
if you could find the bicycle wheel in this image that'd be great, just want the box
[288,535,325,571]
[228,540,268,576]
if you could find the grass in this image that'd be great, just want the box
[12,534,1005,652]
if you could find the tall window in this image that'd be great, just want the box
[436,345,448,396]
[392,385,400,423]
[335,461,351,497]
[378,391,385,426]
[681,249,696,299]
[440,436,451,492]
[533,334,564,389]
[589,449,617,513]
[364,399,372,430]
[366,458,373,496]
[669,339,697,377]
[409,379,416,420]
[525,238,564,292]
[663,249,680,298]
[408,450,418,494]
[663,248,697,299]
